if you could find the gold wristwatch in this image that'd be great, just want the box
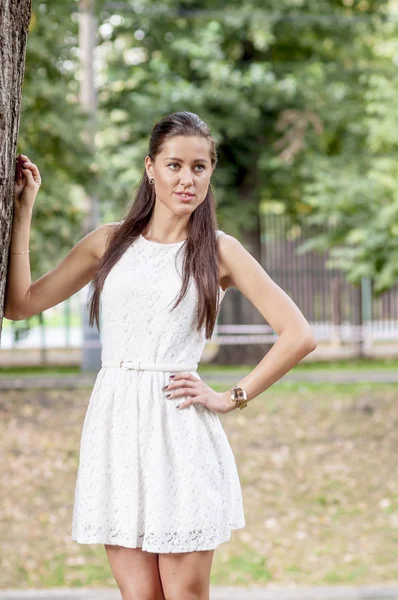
[229,385,248,410]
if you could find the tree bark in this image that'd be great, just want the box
[0,0,31,345]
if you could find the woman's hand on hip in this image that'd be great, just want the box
[163,372,237,414]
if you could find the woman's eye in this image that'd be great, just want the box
[167,163,205,172]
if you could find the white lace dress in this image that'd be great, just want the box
[71,229,245,553]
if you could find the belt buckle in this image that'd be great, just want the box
[120,360,141,371]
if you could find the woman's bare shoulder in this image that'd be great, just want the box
[90,221,121,261]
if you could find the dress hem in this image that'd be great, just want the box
[71,520,246,553]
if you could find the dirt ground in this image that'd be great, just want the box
[1,380,398,589]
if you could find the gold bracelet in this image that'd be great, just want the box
[10,250,30,254]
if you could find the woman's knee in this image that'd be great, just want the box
[104,544,166,600]
[159,549,214,600]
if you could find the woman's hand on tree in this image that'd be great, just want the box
[14,154,41,212]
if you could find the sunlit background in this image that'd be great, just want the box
[1,0,398,594]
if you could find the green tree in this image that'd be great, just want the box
[3,0,99,341]
[298,27,398,295]
[0,0,31,343]
[94,0,391,360]
[19,0,95,282]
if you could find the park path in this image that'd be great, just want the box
[1,582,398,599]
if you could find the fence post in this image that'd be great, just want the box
[352,283,363,357]
[361,277,373,354]
[331,276,342,346]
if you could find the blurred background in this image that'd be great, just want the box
[3,0,398,370]
[1,0,398,594]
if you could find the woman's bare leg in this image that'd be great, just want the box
[104,544,166,600]
[158,549,214,600]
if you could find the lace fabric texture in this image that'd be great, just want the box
[71,230,245,553]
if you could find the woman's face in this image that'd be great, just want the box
[145,135,214,214]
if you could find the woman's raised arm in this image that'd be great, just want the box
[4,154,115,321]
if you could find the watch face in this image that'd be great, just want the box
[233,386,247,401]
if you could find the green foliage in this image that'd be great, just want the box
[17,0,398,298]
[298,30,398,293]
[93,0,396,293]
[18,0,94,281]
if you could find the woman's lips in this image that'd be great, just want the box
[175,192,194,200]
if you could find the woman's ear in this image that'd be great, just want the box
[144,155,154,180]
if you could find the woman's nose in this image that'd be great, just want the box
[179,169,194,184]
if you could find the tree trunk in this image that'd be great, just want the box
[0,0,31,345]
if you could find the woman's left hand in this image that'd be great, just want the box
[164,373,237,414]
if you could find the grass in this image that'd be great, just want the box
[2,313,81,328]
[1,377,398,589]
[283,357,398,371]
[211,357,398,372]
[0,366,83,377]
[2,357,398,378]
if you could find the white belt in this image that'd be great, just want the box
[101,360,198,373]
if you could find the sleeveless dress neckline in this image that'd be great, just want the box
[71,228,245,553]
[139,233,187,246]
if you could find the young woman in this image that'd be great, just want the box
[6,111,316,600]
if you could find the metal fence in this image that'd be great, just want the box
[213,212,398,352]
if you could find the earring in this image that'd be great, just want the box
[149,177,154,185]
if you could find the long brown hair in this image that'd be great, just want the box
[88,111,222,339]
